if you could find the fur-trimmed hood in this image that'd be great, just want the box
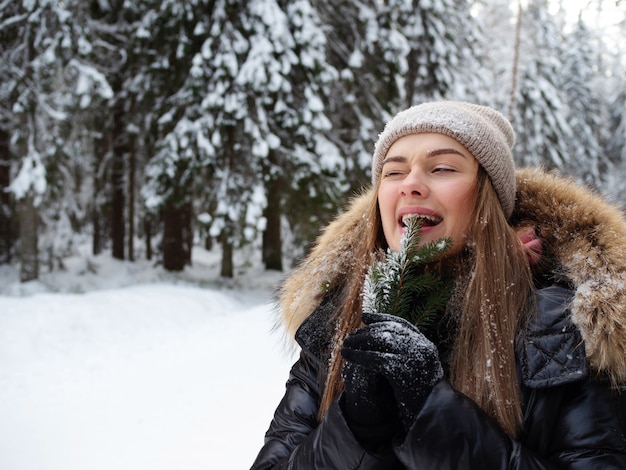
[278,167,626,383]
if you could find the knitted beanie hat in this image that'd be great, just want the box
[372,101,516,218]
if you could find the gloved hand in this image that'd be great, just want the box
[340,359,400,448]
[342,312,443,430]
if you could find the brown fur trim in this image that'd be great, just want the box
[278,188,377,339]
[515,168,626,384]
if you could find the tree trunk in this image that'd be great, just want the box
[18,194,38,282]
[111,104,125,260]
[91,117,107,256]
[262,177,283,271]
[509,1,523,121]
[184,202,193,265]
[0,128,15,264]
[220,230,234,278]
[128,133,136,261]
[162,201,191,271]
[92,209,103,256]
[204,235,213,251]
[144,216,153,261]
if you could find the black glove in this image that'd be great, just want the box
[342,312,443,430]
[340,359,400,448]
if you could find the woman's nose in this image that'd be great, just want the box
[400,171,429,197]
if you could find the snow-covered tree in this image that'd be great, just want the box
[255,0,343,270]
[604,88,626,205]
[511,0,572,170]
[143,0,258,275]
[472,0,520,111]
[43,2,116,268]
[314,0,485,194]
[0,2,21,265]
[599,3,626,204]
[3,1,57,281]
[312,0,390,191]
[0,127,15,264]
[560,19,604,186]
[145,0,343,275]
[1,0,115,280]
[390,0,485,105]
[606,90,626,165]
[130,0,213,270]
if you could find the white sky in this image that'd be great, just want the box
[548,0,625,29]
[547,0,625,58]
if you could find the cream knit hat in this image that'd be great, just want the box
[372,101,516,218]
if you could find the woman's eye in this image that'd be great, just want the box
[383,169,402,178]
[382,169,404,178]
[433,166,455,173]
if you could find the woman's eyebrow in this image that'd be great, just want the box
[381,155,407,165]
[383,148,468,165]
[427,148,468,159]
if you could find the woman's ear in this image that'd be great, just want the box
[517,226,542,265]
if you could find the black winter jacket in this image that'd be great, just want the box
[251,286,626,469]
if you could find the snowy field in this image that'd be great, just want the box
[0,248,297,470]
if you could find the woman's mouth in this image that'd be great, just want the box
[400,213,443,229]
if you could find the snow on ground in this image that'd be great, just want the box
[0,247,297,470]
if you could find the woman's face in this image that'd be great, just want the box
[377,133,479,254]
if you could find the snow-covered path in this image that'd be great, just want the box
[0,283,294,470]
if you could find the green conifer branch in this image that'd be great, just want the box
[362,215,453,329]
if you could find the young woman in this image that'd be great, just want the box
[251,101,626,469]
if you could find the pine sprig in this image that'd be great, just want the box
[362,215,453,329]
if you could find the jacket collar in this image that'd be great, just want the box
[517,286,588,388]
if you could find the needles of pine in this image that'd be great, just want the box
[362,215,453,329]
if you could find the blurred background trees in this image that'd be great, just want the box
[1,0,625,280]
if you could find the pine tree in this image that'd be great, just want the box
[511,0,572,170]
[312,0,395,193]
[606,89,626,167]
[388,0,485,105]
[143,0,263,275]
[2,0,94,280]
[472,0,520,111]
[144,0,344,275]
[362,216,452,329]
[604,88,626,205]
[247,0,343,271]
[561,19,604,186]
[137,0,214,271]
[0,3,21,264]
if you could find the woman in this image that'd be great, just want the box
[251,101,626,469]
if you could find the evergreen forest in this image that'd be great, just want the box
[1,0,625,281]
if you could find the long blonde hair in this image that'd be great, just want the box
[318,169,534,437]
